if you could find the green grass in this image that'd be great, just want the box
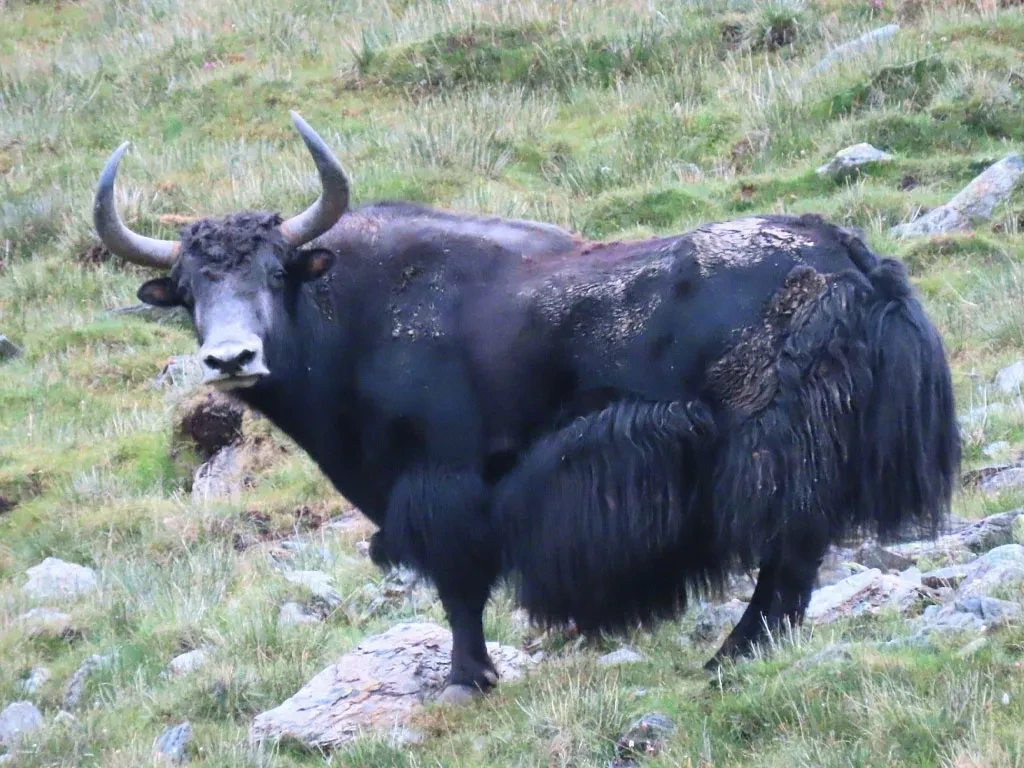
[2,0,1024,765]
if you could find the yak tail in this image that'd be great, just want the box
[493,400,721,634]
[715,246,961,570]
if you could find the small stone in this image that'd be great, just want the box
[109,303,189,325]
[817,143,893,179]
[692,599,748,643]
[0,334,23,362]
[191,445,245,504]
[806,568,925,624]
[794,643,855,669]
[995,361,1024,394]
[980,467,1024,494]
[64,653,114,710]
[1002,692,1011,706]
[166,648,209,678]
[278,602,321,628]
[18,607,73,638]
[892,153,1024,237]
[853,541,914,572]
[615,713,675,761]
[153,721,193,765]
[283,570,342,608]
[921,564,970,589]
[18,667,52,695]
[388,727,424,746]
[983,441,1011,458]
[152,355,203,391]
[598,647,647,667]
[22,558,99,600]
[0,701,44,747]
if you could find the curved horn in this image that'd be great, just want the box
[279,111,350,246]
[93,142,180,270]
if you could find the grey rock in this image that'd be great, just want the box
[980,467,1024,494]
[18,667,52,695]
[153,722,192,765]
[64,653,114,710]
[360,566,435,619]
[805,24,900,79]
[953,596,1021,624]
[152,355,203,391]
[958,544,1024,599]
[983,441,1011,458]
[615,713,675,761]
[692,599,748,643]
[892,154,1024,237]
[995,361,1024,395]
[853,541,914,572]
[22,558,99,601]
[191,445,244,504]
[598,647,648,666]
[108,303,190,325]
[890,510,1024,562]
[0,702,43,747]
[166,648,210,678]
[913,603,986,639]
[277,601,321,628]
[817,143,892,179]
[283,570,342,608]
[249,622,533,749]
[18,607,73,638]
[1014,515,1024,546]
[921,564,971,589]
[794,643,855,670]
[0,334,23,362]
[806,568,925,624]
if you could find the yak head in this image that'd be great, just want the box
[93,112,347,391]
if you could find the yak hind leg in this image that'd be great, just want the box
[704,541,825,671]
[382,467,500,701]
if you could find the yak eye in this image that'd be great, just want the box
[270,268,287,284]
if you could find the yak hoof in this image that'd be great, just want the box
[437,684,483,706]
[483,668,499,686]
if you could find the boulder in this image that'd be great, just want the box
[0,702,43,748]
[249,622,533,749]
[817,143,893,180]
[153,722,192,765]
[890,510,1024,562]
[805,568,925,624]
[282,570,342,609]
[995,360,1024,395]
[892,154,1024,237]
[22,558,99,601]
[166,648,210,678]
[957,544,1024,599]
[980,467,1024,494]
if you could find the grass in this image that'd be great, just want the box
[2,0,1024,765]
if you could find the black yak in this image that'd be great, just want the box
[92,111,961,702]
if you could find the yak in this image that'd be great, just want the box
[92,111,961,703]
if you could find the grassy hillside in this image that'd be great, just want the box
[2,0,1024,765]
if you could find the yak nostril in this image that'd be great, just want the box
[204,354,224,371]
[236,349,255,366]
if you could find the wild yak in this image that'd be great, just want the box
[93,112,960,703]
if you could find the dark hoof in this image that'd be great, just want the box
[437,684,483,706]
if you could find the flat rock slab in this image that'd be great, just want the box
[892,153,1024,237]
[22,558,98,601]
[250,622,533,750]
[166,649,210,678]
[806,568,925,624]
[0,702,43,747]
[817,143,893,179]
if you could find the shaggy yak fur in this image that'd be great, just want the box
[139,203,961,693]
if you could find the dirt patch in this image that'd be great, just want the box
[78,242,113,267]
[0,496,14,516]
[174,392,245,459]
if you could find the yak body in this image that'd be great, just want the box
[153,201,959,692]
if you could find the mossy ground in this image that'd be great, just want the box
[2,0,1024,765]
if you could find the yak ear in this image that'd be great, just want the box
[137,277,181,307]
[288,248,336,282]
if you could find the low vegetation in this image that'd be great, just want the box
[2,0,1024,765]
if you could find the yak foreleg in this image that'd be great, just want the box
[382,468,500,701]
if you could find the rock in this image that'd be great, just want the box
[806,568,925,624]
[892,154,1024,237]
[817,143,893,179]
[890,510,1024,562]
[191,444,245,503]
[980,467,1024,494]
[957,544,1024,599]
[794,643,855,669]
[692,599,748,643]
[18,667,52,695]
[18,607,73,638]
[166,648,209,678]
[0,334,23,362]
[0,702,43,747]
[1014,515,1024,546]
[804,24,900,79]
[913,603,986,639]
[283,570,342,609]
[921,564,971,589]
[983,441,1011,458]
[599,647,648,667]
[153,722,192,765]
[995,361,1024,395]
[953,596,1021,624]
[278,601,321,628]
[249,622,533,749]
[853,541,914,572]
[153,355,203,391]
[22,558,99,601]
[108,303,190,325]
[615,713,675,761]
[360,566,435,619]
[64,653,114,710]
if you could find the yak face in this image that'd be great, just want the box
[136,213,335,390]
